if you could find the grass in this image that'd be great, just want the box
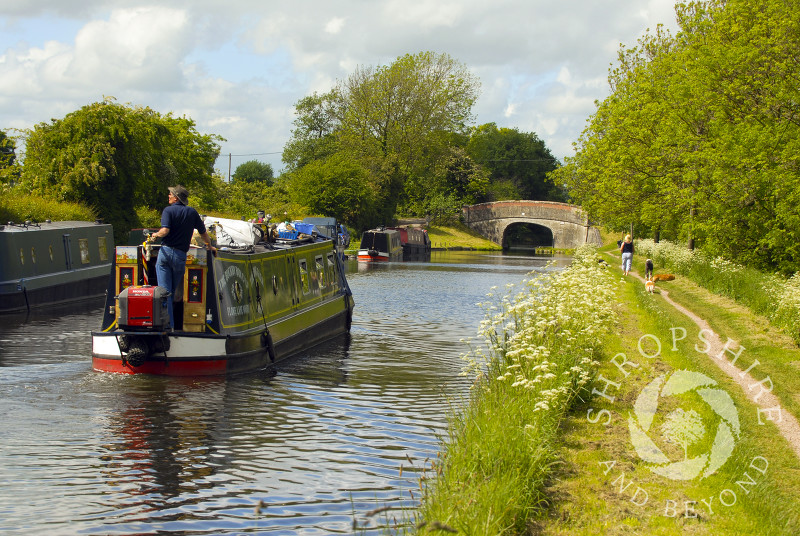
[426,222,502,250]
[415,246,618,533]
[533,242,800,535]
[407,238,800,535]
[633,239,800,346]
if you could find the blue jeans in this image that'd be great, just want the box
[155,245,187,329]
[621,252,633,272]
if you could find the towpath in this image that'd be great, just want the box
[619,264,800,461]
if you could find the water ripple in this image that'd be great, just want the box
[0,252,553,534]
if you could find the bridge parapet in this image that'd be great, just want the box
[464,200,587,225]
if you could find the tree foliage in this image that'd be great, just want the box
[288,153,377,230]
[283,52,482,228]
[553,0,800,273]
[0,130,20,186]
[19,98,222,239]
[467,123,564,202]
[232,160,274,185]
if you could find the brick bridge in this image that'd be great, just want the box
[462,200,601,249]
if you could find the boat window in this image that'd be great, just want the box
[79,238,90,264]
[49,245,54,262]
[326,252,337,289]
[315,255,325,288]
[98,237,108,261]
[298,259,310,294]
[19,248,24,265]
[31,247,36,264]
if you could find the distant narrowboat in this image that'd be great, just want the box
[389,226,431,261]
[357,227,402,262]
[91,217,354,376]
[0,220,114,314]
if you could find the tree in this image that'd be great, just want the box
[19,98,222,239]
[0,130,20,186]
[466,123,563,202]
[288,152,377,231]
[553,0,800,273]
[282,92,342,171]
[406,146,489,221]
[285,52,481,220]
[232,160,274,185]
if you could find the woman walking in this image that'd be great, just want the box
[620,234,634,276]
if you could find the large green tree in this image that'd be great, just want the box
[466,123,564,202]
[0,130,20,186]
[282,92,342,172]
[232,160,274,185]
[20,99,222,239]
[553,0,800,273]
[288,152,376,230]
[284,51,481,223]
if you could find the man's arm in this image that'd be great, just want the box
[149,227,170,240]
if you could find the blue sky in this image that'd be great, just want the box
[0,1,679,176]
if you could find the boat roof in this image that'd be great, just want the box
[302,216,337,226]
[0,220,110,233]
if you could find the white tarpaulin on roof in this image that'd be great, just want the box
[203,217,260,246]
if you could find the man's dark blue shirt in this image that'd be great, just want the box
[160,203,206,252]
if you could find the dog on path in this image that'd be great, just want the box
[645,258,654,280]
[645,277,655,294]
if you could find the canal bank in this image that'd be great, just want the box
[411,244,800,535]
[533,250,800,535]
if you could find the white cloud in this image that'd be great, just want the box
[68,7,191,90]
[0,0,680,170]
[324,17,346,35]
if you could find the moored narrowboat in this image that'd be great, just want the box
[0,220,114,314]
[356,227,402,262]
[389,226,431,261]
[91,217,354,376]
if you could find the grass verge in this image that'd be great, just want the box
[0,190,96,223]
[415,246,617,533]
[535,250,800,535]
[426,222,502,250]
[412,239,800,534]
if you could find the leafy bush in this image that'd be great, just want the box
[0,188,96,223]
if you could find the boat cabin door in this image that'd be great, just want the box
[181,247,209,332]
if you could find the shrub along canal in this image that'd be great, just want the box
[0,250,569,534]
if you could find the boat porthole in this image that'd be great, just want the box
[272,274,278,295]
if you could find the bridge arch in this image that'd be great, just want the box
[462,200,601,250]
[502,221,554,249]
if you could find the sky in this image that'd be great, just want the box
[0,0,680,177]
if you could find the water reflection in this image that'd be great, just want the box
[0,251,560,534]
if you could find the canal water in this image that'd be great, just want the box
[0,251,569,535]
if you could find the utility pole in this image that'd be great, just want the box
[228,153,232,182]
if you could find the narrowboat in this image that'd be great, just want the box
[0,220,114,314]
[356,227,402,262]
[91,217,354,376]
[389,226,431,261]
